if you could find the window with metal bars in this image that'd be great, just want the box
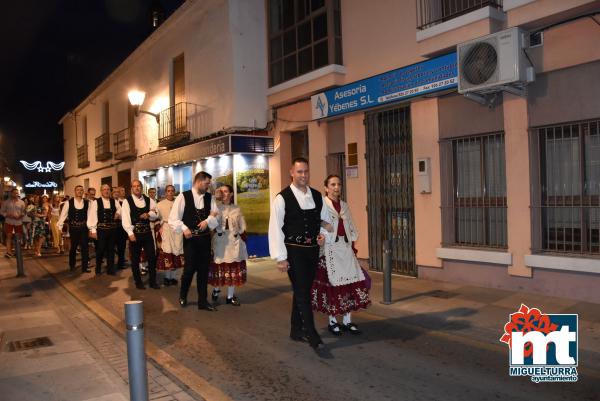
[531,120,600,255]
[268,0,342,87]
[440,133,507,248]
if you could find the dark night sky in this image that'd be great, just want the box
[0,0,184,168]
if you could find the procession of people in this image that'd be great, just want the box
[2,161,370,352]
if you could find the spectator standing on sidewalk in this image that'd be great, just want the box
[88,184,121,276]
[58,186,91,273]
[209,184,247,306]
[156,185,183,286]
[1,188,25,258]
[21,197,32,250]
[32,195,49,257]
[121,179,160,290]
[169,171,219,311]
[311,175,371,336]
[49,194,63,254]
[268,157,327,350]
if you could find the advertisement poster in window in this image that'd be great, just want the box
[234,154,269,235]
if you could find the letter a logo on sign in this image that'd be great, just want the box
[311,93,329,119]
[500,304,578,382]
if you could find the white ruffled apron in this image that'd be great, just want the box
[323,238,365,286]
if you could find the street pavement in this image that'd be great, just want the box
[4,247,600,401]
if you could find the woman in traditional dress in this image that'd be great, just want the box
[156,185,184,286]
[209,185,247,306]
[49,194,63,254]
[31,195,48,257]
[312,174,371,335]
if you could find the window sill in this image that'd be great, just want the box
[267,64,346,97]
[503,0,535,11]
[436,247,512,265]
[524,254,600,274]
[416,6,506,42]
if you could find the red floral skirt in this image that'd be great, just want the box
[208,261,247,287]
[157,251,184,271]
[311,256,371,316]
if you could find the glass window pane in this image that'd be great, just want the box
[484,135,506,197]
[311,0,325,12]
[545,135,581,196]
[296,0,309,21]
[298,21,311,48]
[284,54,297,81]
[269,0,282,33]
[271,61,283,86]
[585,124,600,195]
[455,139,482,198]
[283,29,296,55]
[270,36,282,61]
[282,0,295,28]
[298,47,312,74]
[313,12,327,41]
[314,40,328,68]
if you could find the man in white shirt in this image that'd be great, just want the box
[0,188,25,258]
[57,185,91,273]
[88,184,121,276]
[268,157,327,350]
[169,171,219,311]
[121,179,159,289]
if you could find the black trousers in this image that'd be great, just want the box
[69,227,89,272]
[180,235,211,302]
[115,224,127,267]
[130,232,156,286]
[286,245,320,337]
[96,228,116,274]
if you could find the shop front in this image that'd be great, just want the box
[136,133,274,257]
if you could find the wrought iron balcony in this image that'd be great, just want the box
[158,102,209,148]
[113,127,137,160]
[95,133,112,161]
[77,144,90,169]
[416,0,503,30]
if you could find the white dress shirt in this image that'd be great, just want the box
[268,184,328,262]
[87,197,122,233]
[168,190,219,234]
[121,195,158,236]
[57,198,86,231]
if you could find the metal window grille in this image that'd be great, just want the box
[531,120,600,256]
[416,0,503,30]
[268,0,342,87]
[440,132,507,248]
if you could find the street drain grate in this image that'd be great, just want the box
[7,337,53,352]
[430,290,458,299]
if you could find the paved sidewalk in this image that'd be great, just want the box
[26,249,600,401]
[0,246,201,401]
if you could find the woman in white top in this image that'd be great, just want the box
[311,174,371,336]
[209,185,248,306]
[156,185,184,286]
[49,194,62,254]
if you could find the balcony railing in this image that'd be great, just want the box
[158,102,210,148]
[113,127,136,160]
[416,0,503,30]
[77,144,90,169]
[95,133,112,161]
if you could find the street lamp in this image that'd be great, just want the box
[128,90,160,123]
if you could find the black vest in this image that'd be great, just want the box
[279,186,322,246]
[182,190,212,237]
[97,198,117,229]
[126,195,151,234]
[68,198,88,228]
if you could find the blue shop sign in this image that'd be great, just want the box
[311,52,457,120]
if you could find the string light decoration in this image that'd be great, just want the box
[19,161,65,172]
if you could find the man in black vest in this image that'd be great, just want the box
[57,185,91,273]
[121,179,159,289]
[88,184,121,276]
[168,171,219,311]
[268,157,327,350]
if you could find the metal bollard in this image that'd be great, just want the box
[125,301,149,401]
[381,240,392,305]
[14,234,25,277]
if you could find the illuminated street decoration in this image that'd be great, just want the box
[19,160,65,172]
[24,181,58,188]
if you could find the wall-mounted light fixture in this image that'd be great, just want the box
[128,90,160,123]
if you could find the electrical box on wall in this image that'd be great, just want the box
[416,158,431,194]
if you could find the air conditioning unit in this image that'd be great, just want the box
[458,27,535,95]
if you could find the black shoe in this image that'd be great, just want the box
[290,332,309,343]
[328,323,343,336]
[226,296,241,306]
[82,267,92,273]
[169,278,178,286]
[341,323,361,335]
[150,283,160,290]
[179,298,188,307]
[211,289,220,302]
[308,334,324,349]
[135,282,146,290]
[198,302,217,311]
